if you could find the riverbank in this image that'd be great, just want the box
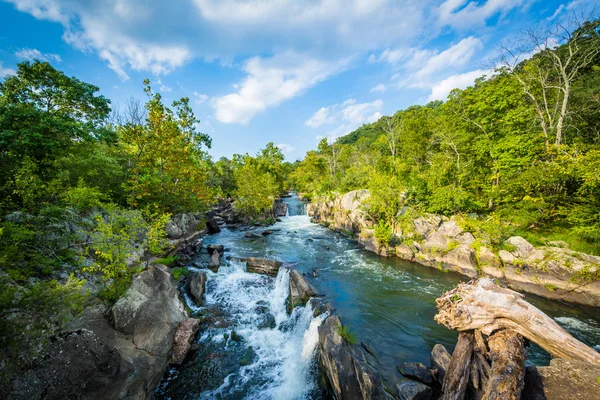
[307,190,600,308]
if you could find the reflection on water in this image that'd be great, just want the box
[159,194,600,398]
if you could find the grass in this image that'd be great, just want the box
[516,228,600,256]
[337,324,357,345]
[170,267,189,280]
[152,255,178,266]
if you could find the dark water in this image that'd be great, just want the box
[158,195,600,399]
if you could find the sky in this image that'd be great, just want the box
[0,0,593,161]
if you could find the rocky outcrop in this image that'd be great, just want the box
[169,318,200,365]
[288,269,317,311]
[395,380,432,400]
[208,251,220,272]
[245,257,282,276]
[8,329,121,400]
[165,213,203,239]
[318,316,389,399]
[309,191,600,307]
[187,271,206,304]
[430,344,451,384]
[274,201,288,217]
[522,358,600,400]
[205,217,221,234]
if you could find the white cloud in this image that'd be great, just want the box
[306,98,383,140]
[370,83,387,93]
[15,48,62,63]
[276,143,294,153]
[193,91,209,104]
[428,69,491,101]
[214,51,349,124]
[0,62,16,77]
[437,0,526,28]
[546,4,565,21]
[413,36,482,79]
[156,78,172,93]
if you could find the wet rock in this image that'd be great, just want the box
[8,329,121,400]
[170,318,200,365]
[208,251,220,272]
[361,341,378,359]
[396,380,432,400]
[397,362,434,385]
[239,346,256,366]
[505,236,534,259]
[187,271,206,304]
[274,202,288,217]
[230,331,243,342]
[245,232,261,239]
[288,269,317,311]
[246,257,282,276]
[522,358,600,400]
[205,218,221,234]
[430,344,451,384]
[318,316,388,399]
[207,244,224,255]
[261,230,273,236]
[253,302,277,329]
[112,265,187,356]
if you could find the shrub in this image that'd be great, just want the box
[337,324,357,345]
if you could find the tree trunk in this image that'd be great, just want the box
[555,85,569,145]
[435,278,600,366]
[442,331,474,400]
[482,329,526,400]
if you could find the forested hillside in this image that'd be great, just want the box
[0,62,292,385]
[292,18,600,256]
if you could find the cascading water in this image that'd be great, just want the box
[158,193,600,398]
[157,259,327,400]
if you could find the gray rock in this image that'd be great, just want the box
[288,269,317,311]
[169,318,200,364]
[274,202,288,217]
[253,304,277,330]
[318,316,388,399]
[187,271,206,304]
[396,380,432,400]
[208,251,221,272]
[506,236,534,259]
[437,220,462,238]
[522,358,600,400]
[205,218,221,234]
[8,329,121,400]
[246,258,282,276]
[207,244,224,255]
[431,344,451,384]
[499,249,516,264]
[245,232,261,239]
[112,265,187,356]
[397,362,434,385]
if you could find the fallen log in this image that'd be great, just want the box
[442,331,474,400]
[435,278,600,366]
[481,329,526,400]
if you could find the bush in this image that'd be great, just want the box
[337,324,357,345]
[374,221,393,247]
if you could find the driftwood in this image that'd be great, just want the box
[481,329,526,400]
[435,278,600,366]
[442,332,474,400]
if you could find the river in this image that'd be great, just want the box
[156,194,600,399]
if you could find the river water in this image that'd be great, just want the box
[157,195,600,399]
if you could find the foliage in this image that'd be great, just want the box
[374,222,393,247]
[152,255,179,266]
[337,324,357,345]
[170,267,189,280]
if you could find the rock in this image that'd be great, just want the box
[288,269,317,311]
[437,220,462,238]
[187,271,206,304]
[506,236,534,259]
[230,331,243,342]
[396,380,432,400]
[396,244,415,260]
[274,202,288,217]
[207,244,224,255]
[499,249,516,264]
[8,329,121,400]
[208,251,220,272]
[441,244,478,278]
[112,265,187,356]
[358,229,379,254]
[253,303,277,329]
[522,358,600,400]
[246,257,282,276]
[165,221,183,239]
[455,232,476,245]
[261,230,273,236]
[478,246,501,268]
[430,344,451,384]
[318,316,388,399]
[245,232,261,239]
[239,346,256,366]
[397,362,434,385]
[413,215,442,236]
[166,213,202,239]
[169,318,200,364]
[205,218,221,234]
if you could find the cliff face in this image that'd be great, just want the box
[308,190,600,308]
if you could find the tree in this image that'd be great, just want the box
[233,156,278,218]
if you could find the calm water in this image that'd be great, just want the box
[157,195,600,399]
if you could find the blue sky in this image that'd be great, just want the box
[0,0,592,161]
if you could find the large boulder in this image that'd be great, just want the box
[246,258,282,276]
[288,269,317,311]
[505,236,534,259]
[522,358,600,400]
[112,264,187,356]
[208,251,220,272]
[205,218,221,234]
[169,318,200,365]
[318,316,388,399]
[274,202,288,217]
[396,362,434,385]
[8,329,121,400]
[187,271,206,304]
[442,244,478,278]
